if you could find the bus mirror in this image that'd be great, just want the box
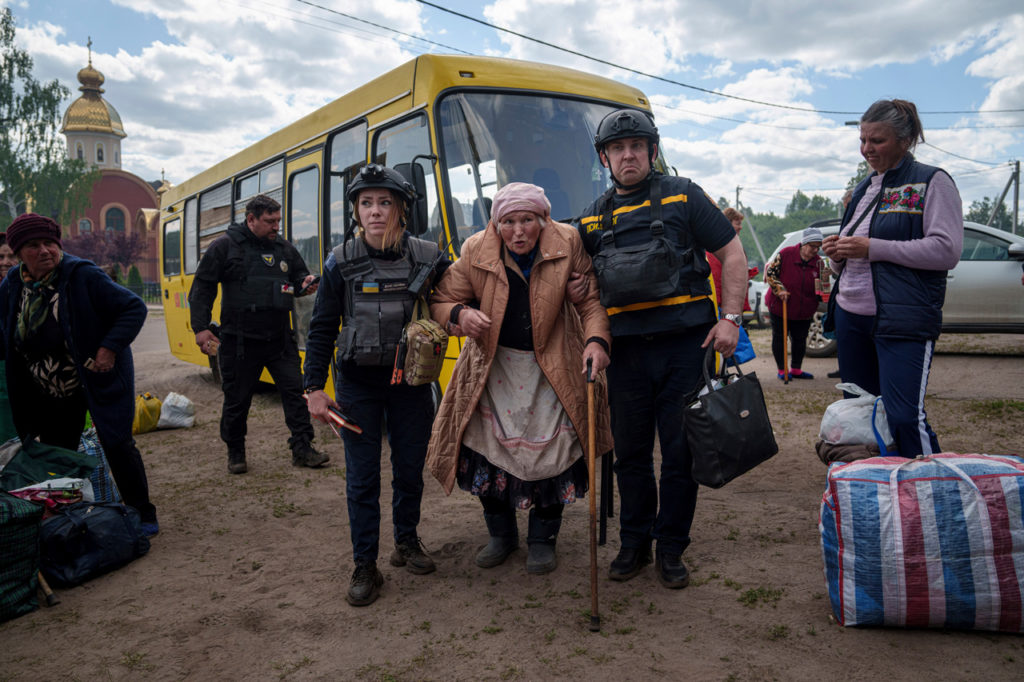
[394,162,429,236]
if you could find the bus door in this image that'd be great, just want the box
[372,112,462,391]
[285,149,323,350]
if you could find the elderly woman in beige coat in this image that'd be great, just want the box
[427,182,613,575]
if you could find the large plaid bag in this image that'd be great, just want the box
[820,453,1024,631]
[0,491,44,623]
[78,428,120,503]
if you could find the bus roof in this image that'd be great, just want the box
[160,54,650,211]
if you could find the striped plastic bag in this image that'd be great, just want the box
[820,453,1024,631]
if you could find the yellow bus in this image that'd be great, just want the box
[158,54,655,393]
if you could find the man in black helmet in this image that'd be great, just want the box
[573,109,748,588]
[189,194,327,475]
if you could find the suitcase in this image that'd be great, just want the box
[0,491,44,622]
[820,453,1024,631]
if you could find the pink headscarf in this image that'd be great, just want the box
[490,182,551,226]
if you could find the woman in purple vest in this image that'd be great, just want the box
[822,99,962,457]
[765,227,823,380]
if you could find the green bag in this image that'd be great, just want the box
[0,361,17,443]
[0,491,44,623]
[0,439,96,492]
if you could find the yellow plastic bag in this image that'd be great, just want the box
[132,392,162,435]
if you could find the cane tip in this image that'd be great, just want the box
[589,616,601,632]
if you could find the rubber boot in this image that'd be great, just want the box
[475,511,518,568]
[526,507,561,575]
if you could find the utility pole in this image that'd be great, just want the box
[1014,160,1020,235]
[988,164,1016,231]
[735,186,768,263]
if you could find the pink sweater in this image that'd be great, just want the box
[833,171,962,316]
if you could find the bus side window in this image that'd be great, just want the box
[184,197,198,274]
[163,218,181,277]
[198,183,231,257]
[372,114,443,247]
[327,122,368,253]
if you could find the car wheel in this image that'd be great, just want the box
[755,300,771,329]
[805,311,837,357]
[430,381,443,416]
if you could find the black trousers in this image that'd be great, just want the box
[769,313,812,371]
[16,385,157,523]
[217,332,314,452]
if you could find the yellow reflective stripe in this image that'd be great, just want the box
[579,193,688,233]
[606,293,709,316]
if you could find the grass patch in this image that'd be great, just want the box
[738,586,783,608]
[966,399,1024,422]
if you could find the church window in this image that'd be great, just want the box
[105,207,125,232]
[96,144,105,163]
[78,218,92,232]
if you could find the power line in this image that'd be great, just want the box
[416,0,1024,117]
[291,0,473,55]
[654,100,1024,132]
[921,141,1002,166]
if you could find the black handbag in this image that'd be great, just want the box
[39,501,150,587]
[683,346,778,488]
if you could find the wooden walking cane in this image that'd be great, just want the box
[782,296,790,383]
[586,359,600,633]
[38,571,60,607]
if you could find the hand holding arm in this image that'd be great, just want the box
[567,271,588,304]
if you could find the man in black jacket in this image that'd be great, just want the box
[574,110,746,589]
[189,194,326,474]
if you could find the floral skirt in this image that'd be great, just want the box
[456,445,588,510]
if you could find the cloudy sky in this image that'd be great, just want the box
[5,0,1023,219]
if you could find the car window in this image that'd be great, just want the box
[961,230,1009,261]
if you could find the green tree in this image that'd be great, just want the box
[964,196,1014,231]
[1,8,97,225]
[846,161,871,190]
[127,264,142,287]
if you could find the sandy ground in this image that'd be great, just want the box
[3,310,1024,681]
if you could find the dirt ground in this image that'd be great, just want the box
[3,310,1024,681]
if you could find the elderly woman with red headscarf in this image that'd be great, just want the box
[426,182,613,576]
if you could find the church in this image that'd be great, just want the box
[60,44,168,283]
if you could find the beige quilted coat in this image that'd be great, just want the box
[426,220,614,494]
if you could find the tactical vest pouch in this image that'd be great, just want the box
[392,300,448,386]
[592,227,683,308]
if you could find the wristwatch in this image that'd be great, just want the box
[723,313,742,328]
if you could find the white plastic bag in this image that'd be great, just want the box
[819,383,894,449]
[157,392,196,429]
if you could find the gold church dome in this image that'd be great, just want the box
[60,59,126,138]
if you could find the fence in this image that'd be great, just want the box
[124,282,161,304]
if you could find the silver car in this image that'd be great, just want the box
[765,220,1024,356]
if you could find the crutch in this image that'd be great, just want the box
[586,359,600,633]
[782,296,790,383]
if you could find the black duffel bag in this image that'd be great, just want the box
[39,501,150,587]
[683,346,778,488]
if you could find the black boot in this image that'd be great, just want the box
[655,551,690,589]
[526,507,561,575]
[608,544,652,581]
[292,440,329,468]
[227,448,247,474]
[476,511,518,568]
[347,560,384,606]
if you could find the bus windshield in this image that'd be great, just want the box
[437,92,622,249]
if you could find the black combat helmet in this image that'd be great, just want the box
[593,109,660,159]
[346,163,417,205]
